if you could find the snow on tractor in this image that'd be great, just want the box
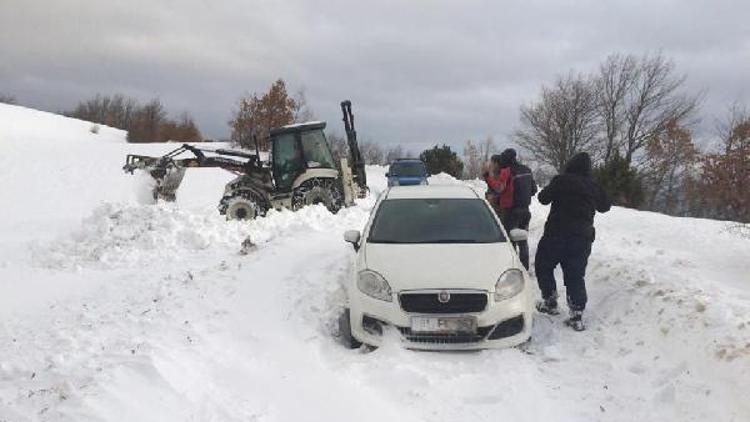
[123,100,368,220]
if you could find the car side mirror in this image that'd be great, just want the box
[344,230,361,250]
[509,229,528,242]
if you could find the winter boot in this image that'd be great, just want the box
[535,297,560,315]
[564,310,585,331]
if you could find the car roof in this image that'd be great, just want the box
[391,158,423,163]
[385,185,481,200]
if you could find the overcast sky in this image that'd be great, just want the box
[2,0,748,151]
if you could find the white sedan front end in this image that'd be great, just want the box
[341,185,533,350]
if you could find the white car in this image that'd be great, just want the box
[339,185,533,350]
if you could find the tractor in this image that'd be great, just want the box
[123,100,368,220]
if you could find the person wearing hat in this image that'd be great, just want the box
[483,153,513,216]
[483,148,537,270]
[534,152,611,331]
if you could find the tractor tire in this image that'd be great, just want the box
[292,179,344,214]
[219,191,266,221]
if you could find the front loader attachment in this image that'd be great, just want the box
[123,144,263,202]
[124,150,188,202]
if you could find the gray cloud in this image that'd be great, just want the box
[1,0,748,151]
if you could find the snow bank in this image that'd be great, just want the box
[32,199,376,270]
[32,202,245,269]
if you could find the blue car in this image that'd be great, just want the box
[386,159,429,186]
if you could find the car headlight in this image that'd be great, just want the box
[420,179,428,185]
[357,270,393,302]
[494,269,524,301]
[390,179,400,186]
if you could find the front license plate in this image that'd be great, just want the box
[410,316,477,333]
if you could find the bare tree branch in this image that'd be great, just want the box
[515,73,599,172]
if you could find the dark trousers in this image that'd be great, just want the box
[534,234,592,311]
[500,208,531,270]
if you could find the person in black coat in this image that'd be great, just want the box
[534,152,611,331]
[499,149,537,270]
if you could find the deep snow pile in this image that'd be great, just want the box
[1,104,749,422]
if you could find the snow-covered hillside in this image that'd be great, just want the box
[0,103,748,421]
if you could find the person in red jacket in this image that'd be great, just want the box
[484,149,537,270]
[483,154,514,214]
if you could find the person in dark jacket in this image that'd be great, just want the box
[484,149,537,269]
[503,149,537,269]
[534,152,611,331]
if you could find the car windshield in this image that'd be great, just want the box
[368,198,505,244]
[389,161,426,177]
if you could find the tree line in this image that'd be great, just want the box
[66,94,202,143]
[513,52,748,222]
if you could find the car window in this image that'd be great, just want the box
[368,198,505,244]
[272,133,304,190]
[390,162,426,177]
[300,131,336,169]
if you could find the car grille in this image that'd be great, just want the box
[397,326,494,344]
[399,292,488,314]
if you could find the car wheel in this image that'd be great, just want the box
[338,308,363,349]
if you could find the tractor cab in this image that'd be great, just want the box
[268,121,338,192]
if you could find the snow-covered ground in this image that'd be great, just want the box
[1,103,749,421]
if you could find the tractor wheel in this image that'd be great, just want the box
[292,179,343,214]
[219,191,266,221]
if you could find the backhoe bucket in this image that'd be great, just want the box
[124,154,187,202]
[151,166,186,202]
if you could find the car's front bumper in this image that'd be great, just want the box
[349,288,533,350]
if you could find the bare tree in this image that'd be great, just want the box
[463,140,482,179]
[160,112,203,142]
[515,73,600,172]
[619,53,700,165]
[292,88,314,123]
[68,93,139,130]
[595,54,638,162]
[360,141,385,165]
[128,98,167,143]
[714,101,749,154]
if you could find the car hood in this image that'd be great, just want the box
[364,242,517,291]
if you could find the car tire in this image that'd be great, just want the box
[338,308,363,349]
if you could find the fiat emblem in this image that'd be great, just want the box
[438,290,451,303]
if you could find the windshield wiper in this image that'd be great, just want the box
[429,239,480,243]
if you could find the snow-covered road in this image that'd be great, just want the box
[1,104,748,421]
